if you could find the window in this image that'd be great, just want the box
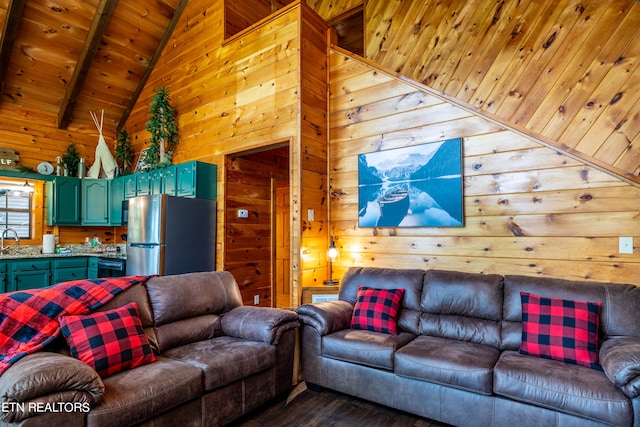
[0,181,33,239]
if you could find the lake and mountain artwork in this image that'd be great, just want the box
[358,138,463,227]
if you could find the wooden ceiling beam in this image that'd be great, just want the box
[116,0,190,133]
[57,0,118,130]
[0,0,27,95]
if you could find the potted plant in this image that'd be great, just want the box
[145,86,179,169]
[115,128,134,175]
[61,143,80,176]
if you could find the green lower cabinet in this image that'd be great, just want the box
[10,259,51,291]
[53,257,88,284]
[88,257,99,279]
[0,262,7,293]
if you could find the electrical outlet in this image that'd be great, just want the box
[254,295,259,305]
[238,209,249,218]
[619,236,634,254]
[307,208,314,222]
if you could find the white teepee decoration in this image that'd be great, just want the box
[87,109,117,179]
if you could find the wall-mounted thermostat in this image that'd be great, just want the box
[237,209,249,218]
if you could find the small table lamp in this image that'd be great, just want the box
[323,236,339,286]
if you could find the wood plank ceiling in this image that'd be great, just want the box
[0,0,187,133]
[0,0,639,187]
[363,0,640,184]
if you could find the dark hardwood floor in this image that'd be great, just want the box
[230,383,453,427]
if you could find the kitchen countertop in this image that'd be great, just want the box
[0,244,126,260]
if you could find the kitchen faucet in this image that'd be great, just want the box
[1,228,20,254]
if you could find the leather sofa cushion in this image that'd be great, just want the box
[600,337,640,398]
[322,329,416,370]
[395,335,500,395]
[154,314,222,353]
[420,269,503,349]
[88,356,202,427]
[0,352,104,423]
[162,336,276,391]
[146,271,243,326]
[340,267,425,334]
[494,351,632,426]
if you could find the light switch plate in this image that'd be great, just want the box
[237,209,249,218]
[307,208,314,222]
[619,236,634,254]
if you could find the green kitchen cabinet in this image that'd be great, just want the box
[136,172,151,196]
[88,257,99,279]
[46,177,81,226]
[81,179,110,225]
[124,174,137,199]
[52,257,88,284]
[0,262,7,293]
[149,169,164,194]
[162,165,177,195]
[175,161,217,199]
[10,259,51,291]
[109,176,125,226]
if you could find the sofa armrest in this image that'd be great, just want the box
[0,352,104,423]
[221,306,299,345]
[600,337,640,398]
[296,300,354,336]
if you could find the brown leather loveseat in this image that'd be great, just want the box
[297,267,640,427]
[0,271,299,426]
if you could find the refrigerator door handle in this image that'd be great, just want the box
[129,243,164,248]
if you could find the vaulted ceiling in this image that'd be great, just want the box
[0,0,187,133]
[363,0,640,184]
[1,0,639,185]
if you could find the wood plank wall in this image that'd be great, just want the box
[125,0,301,278]
[124,1,330,304]
[0,104,122,247]
[298,7,331,300]
[363,0,640,184]
[328,48,640,285]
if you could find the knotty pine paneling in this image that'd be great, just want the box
[125,1,330,304]
[361,0,640,183]
[328,49,640,285]
[0,104,118,246]
[126,1,303,278]
[298,6,330,300]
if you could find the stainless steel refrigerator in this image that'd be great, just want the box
[125,194,216,276]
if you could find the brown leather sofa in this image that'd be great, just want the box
[297,267,640,427]
[0,271,299,427]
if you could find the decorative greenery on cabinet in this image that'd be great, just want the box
[115,129,134,175]
[145,87,179,169]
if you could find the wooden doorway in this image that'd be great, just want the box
[273,179,291,308]
[224,143,290,307]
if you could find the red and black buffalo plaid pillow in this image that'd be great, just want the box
[520,292,602,370]
[59,302,156,378]
[350,286,405,335]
